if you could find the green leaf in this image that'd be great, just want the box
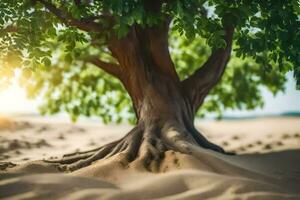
[42,57,51,67]
[65,54,73,63]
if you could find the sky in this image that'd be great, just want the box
[220,72,300,117]
[0,81,39,115]
[0,72,299,117]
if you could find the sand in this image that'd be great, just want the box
[0,116,300,199]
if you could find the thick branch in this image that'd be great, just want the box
[145,20,180,82]
[36,0,105,32]
[87,57,122,80]
[182,26,234,112]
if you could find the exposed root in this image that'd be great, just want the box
[195,135,226,154]
[60,141,119,171]
[137,134,165,171]
[45,123,230,172]
[45,127,142,171]
[63,146,103,157]
[188,126,227,154]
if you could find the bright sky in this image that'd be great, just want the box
[221,72,300,117]
[0,72,299,117]
[0,81,40,115]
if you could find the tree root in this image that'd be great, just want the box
[44,124,229,172]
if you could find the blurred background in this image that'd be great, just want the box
[1,72,299,119]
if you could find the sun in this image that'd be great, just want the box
[0,80,38,115]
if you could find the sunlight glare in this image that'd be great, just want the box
[0,80,38,115]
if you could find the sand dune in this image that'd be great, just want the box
[0,116,300,199]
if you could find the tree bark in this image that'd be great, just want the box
[46,23,233,172]
[182,26,234,112]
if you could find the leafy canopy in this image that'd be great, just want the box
[0,0,299,122]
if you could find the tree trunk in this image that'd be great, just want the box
[45,24,231,172]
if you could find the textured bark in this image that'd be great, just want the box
[182,26,234,112]
[46,23,234,172]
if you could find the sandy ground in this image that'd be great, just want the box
[0,116,300,199]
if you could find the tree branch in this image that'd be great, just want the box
[182,26,234,112]
[86,56,122,80]
[36,0,105,32]
[134,19,180,82]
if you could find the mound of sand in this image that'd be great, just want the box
[1,149,300,200]
[0,116,300,199]
[0,116,14,130]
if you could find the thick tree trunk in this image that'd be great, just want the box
[45,83,225,171]
[45,23,232,172]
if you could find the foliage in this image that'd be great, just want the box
[0,0,299,122]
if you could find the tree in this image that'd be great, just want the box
[0,0,299,171]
